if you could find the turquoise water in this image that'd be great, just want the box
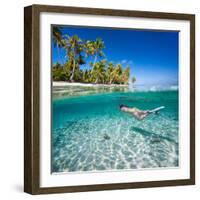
[52,89,179,173]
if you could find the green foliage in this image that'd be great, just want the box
[92,60,107,83]
[52,63,67,81]
[52,28,136,84]
[132,76,136,84]
[121,65,130,84]
[52,26,64,48]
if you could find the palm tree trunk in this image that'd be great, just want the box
[70,59,76,82]
[92,53,98,72]
[95,77,99,84]
[109,78,113,84]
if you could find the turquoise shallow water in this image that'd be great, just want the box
[52,89,179,173]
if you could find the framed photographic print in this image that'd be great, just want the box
[24,4,195,194]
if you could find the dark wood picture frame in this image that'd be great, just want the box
[24,4,195,195]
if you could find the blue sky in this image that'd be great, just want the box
[52,25,178,86]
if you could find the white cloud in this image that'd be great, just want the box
[120,59,133,65]
[121,59,127,64]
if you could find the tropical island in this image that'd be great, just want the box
[52,26,136,85]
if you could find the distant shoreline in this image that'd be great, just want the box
[53,81,129,87]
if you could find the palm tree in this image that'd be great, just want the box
[92,60,106,83]
[52,26,65,64]
[132,76,136,84]
[121,65,130,84]
[93,38,105,66]
[107,62,114,84]
[85,38,105,71]
[63,35,84,82]
[84,40,94,58]
[83,70,89,82]
[52,26,63,47]
[110,64,123,84]
[52,62,66,81]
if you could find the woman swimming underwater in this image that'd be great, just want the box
[119,104,165,121]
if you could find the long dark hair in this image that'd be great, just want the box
[119,104,129,109]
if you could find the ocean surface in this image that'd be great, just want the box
[52,86,179,173]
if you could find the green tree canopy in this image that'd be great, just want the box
[52,31,136,85]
